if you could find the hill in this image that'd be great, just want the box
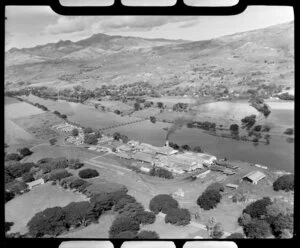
[5,21,294,91]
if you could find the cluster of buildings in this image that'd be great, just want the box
[115,140,217,174]
[52,123,85,145]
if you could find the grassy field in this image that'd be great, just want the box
[5,97,21,105]
[5,101,44,119]
[59,213,115,238]
[13,112,62,141]
[5,183,88,235]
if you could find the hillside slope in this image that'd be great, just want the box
[5,21,294,90]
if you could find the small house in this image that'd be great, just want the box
[226,183,239,189]
[26,178,45,189]
[242,170,266,185]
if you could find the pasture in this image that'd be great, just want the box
[5,183,88,234]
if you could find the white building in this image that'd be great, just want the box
[26,178,45,189]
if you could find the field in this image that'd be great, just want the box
[5,183,88,235]
[5,97,21,105]
[13,112,62,140]
[5,101,44,119]
[86,99,133,113]
[130,108,161,118]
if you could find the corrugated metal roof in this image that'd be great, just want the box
[243,170,266,182]
[132,152,153,163]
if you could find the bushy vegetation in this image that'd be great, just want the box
[48,169,72,181]
[78,168,99,179]
[277,93,294,100]
[5,153,21,161]
[71,128,79,136]
[109,215,140,238]
[273,174,294,192]
[137,230,160,239]
[197,189,222,210]
[149,194,179,214]
[149,167,173,179]
[243,219,271,238]
[49,138,57,145]
[243,197,272,219]
[206,182,225,192]
[241,115,256,130]
[226,232,245,239]
[165,208,191,226]
[284,128,294,135]
[84,133,98,145]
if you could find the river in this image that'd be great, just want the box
[23,95,294,172]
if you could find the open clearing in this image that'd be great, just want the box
[5,101,44,119]
[5,183,88,235]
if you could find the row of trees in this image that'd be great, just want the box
[168,142,204,153]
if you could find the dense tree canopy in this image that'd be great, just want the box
[149,168,173,179]
[149,194,179,214]
[137,230,160,239]
[243,197,272,219]
[109,215,140,238]
[226,232,245,239]
[242,219,271,238]
[165,208,191,226]
[197,189,222,210]
[273,174,294,192]
[78,168,99,179]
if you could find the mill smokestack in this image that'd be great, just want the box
[165,139,169,147]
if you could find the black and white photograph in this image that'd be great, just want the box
[4,2,294,240]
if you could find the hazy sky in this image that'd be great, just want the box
[5,5,293,51]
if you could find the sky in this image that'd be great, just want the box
[5,5,294,51]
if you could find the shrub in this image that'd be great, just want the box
[90,193,115,215]
[238,213,252,226]
[243,197,272,219]
[243,219,271,238]
[5,190,15,203]
[69,178,87,189]
[193,146,204,153]
[149,194,179,214]
[5,180,27,195]
[5,153,21,161]
[284,128,294,135]
[18,147,33,157]
[197,189,222,210]
[78,168,99,179]
[211,222,224,239]
[149,168,173,179]
[84,134,98,145]
[230,124,239,132]
[273,174,294,192]
[165,208,191,226]
[84,127,94,134]
[226,232,245,239]
[137,230,160,239]
[71,128,79,137]
[253,125,262,132]
[138,211,156,225]
[49,169,72,181]
[49,138,57,145]
[68,159,84,170]
[109,215,140,238]
[5,222,14,233]
[113,230,138,239]
[206,182,224,192]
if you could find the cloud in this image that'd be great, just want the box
[44,16,200,35]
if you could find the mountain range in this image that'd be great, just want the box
[5,21,294,90]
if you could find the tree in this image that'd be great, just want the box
[113,132,121,141]
[49,138,57,145]
[84,134,98,145]
[5,190,15,203]
[138,211,156,225]
[71,128,79,137]
[149,168,173,179]
[109,215,140,238]
[68,159,84,170]
[78,168,99,179]
[137,230,159,239]
[84,127,94,134]
[193,146,204,153]
[22,171,35,183]
[95,130,102,139]
[114,110,121,115]
[241,115,256,130]
[206,182,224,192]
[266,199,293,223]
[243,197,272,219]
[49,169,72,181]
[284,128,294,135]
[270,213,293,238]
[243,219,271,238]
[230,124,239,133]
[114,194,137,212]
[226,232,245,239]
[149,194,179,214]
[5,222,14,233]
[134,102,140,111]
[90,193,115,216]
[113,230,138,239]
[273,174,294,192]
[181,144,191,151]
[150,116,156,123]
[211,222,224,239]
[197,189,222,210]
[18,147,33,157]
[237,213,252,226]
[165,208,191,226]
[69,178,87,189]
[27,207,67,237]
[64,201,98,228]
[5,153,21,161]
[157,102,164,108]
